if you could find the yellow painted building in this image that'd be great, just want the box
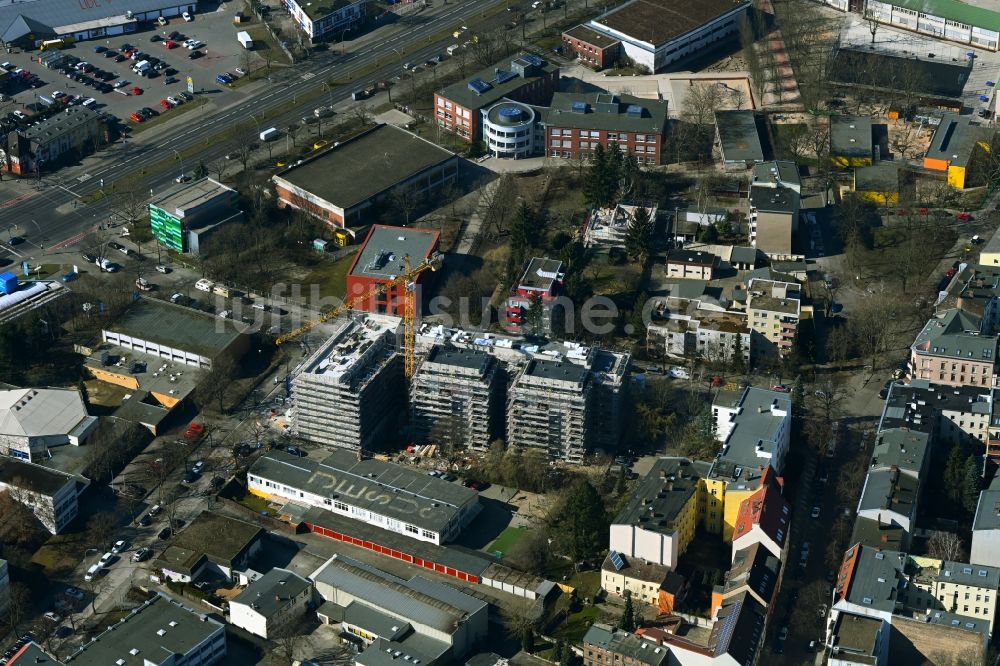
[923,113,992,190]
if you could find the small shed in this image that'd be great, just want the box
[312,238,329,252]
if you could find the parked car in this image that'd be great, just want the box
[98,551,114,566]
[111,540,128,554]
[157,527,172,539]
[43,612,61,623]
[286,446,304,457]
[811,506,821,519]
[138,514,153,526]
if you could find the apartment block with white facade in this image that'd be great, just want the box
[0,458,80,534]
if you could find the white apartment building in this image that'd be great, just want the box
[228,568,312,639]
[0,458,79,534]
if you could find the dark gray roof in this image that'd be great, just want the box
[924,610,992,639]
[589,0,750,48]
[518,257,564,292]
[106,298,243,360]
[729,246,759,265]
[854,162,901,194]
[63,594,223,666]
[350,225,439,279]
[524,358,589,384]
[831,116,873,158]
[751,161,799,188]
[583,624,669,666]
[21,106,100,143]
[870,428,929,477]
[911,308,997,362]
[543,92,668,135]
[613,457,701,535]
[344,601,411,641]
[724,542,780,605]
[437,54,559,111]
[716,111,763,163]
[830,613,883,665]
[311,554,487,635]
[926,113,992,168]
[301,506,494,576]
[879,378,991,434]
[563,24,620,49]
[749,185,799,213]
[424,345,494,372]
[0,457,74,496]
[858,468,918,519]
[232,568,311,619]
[250,450,478,534]
[6,643,60,666]
[710,591,766,663]
[973,472,1000,532]
[273,124,456,213]
[841,545,906,612]
[850,516,906,551]
[667,249,718,267]
[931,560,1000,589]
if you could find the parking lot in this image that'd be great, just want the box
[0,5,273,133]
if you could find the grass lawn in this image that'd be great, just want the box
[553,605,601,643]
[235,492,277,516]
[32,531,91,577]
[567,570,601,600]
[300,251,357,300]
[488,526,528,556]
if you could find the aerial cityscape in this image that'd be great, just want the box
[0,0,999,664]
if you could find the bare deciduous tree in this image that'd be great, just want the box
[927,531,966,562]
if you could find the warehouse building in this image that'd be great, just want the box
[149,178,243,255]
[565,0,751,73]
[101,298,248,370]
[273,124,460,235]
[409,346,505,451]
[247,449,481,545]
[291,314,403,451]
[0,387,97,461]
[346,225,440,317]
[862,0,999,52]
[0,0,198,45]
[311,554,489,664]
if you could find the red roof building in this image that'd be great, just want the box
[345,225,440,316]
[504,257,565,334]
[731,467,789,563]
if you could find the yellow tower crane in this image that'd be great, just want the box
[275,252,442,379]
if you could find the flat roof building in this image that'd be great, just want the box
[291,314,403,451]
[102,298,248,370]
[578,0,751,72]
[923,112,993,189]
[249,449,481,545]
[827,612,889,665]
[149,178,242,255]
[0,0,198,45]
[715,110,763,168]
[972,473,1000,568]
[229,568,311,639]
[346,225,440,317]
[311,554,488,662]
[410,346,504,451]
[505,256,565,334]
[751,160,800,193]
[155,511,265,584]
[506,358,593,463]
[831,116,874,167]
[0,457,80,534]
[863,0,1000,52]
[273,124,460,234]
[748,184,800,259]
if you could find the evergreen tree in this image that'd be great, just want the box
[526,292,545,338]
[553,640,565,663]
[584,143,610,209]
[697,223,719,243]
[555,479,608,560]
[193,160,208,179]
[791,375,804,414]
[510,202,538,256]
[522,627,534,653]
[962,455,983,514]
[944,446,967,504]
[624,206,653,262]
[620,590,636,632]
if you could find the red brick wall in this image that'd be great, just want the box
[561,34,619,69]
[545,128,664,165]
[275,183,346,227]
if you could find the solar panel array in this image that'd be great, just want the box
[468,78,492,95]
[571,101,588,114]
[610,550,625,571]
[626,104,644,117]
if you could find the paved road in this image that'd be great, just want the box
[2,0,508,251]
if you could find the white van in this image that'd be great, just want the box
[84,564,102,582]
[446,44,461,56]
[259,127,279,142]
[212,284,231,297]
[133,60,151,74]
[195,278,214,292]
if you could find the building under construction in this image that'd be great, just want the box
[506,359,593,463]
[292,314,403,451]
[409,345,505,451]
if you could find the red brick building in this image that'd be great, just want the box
[434,53,559,142]
[345,225,440,316]
[543,92,669,166]
[561,25,621,69]
[504,257,564,334]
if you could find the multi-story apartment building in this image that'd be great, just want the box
[730,470,790,563]
[647,311,751,365]
[506,358,593,463]
[582,624,669,666]
[909,309,997,388]
[746,279,801,358]
[936,263,1000,334]
[827,613,890,666]
[715,110,764,169]
[409,346,504,451]
[543,92,669,166]
[504,257,565,334]
[0,457,79,534]
[292,315,403,451]
[434,54,559,142]
[711,542,781,617]
[248,450,481,545]
[880,379,992,448]
[907,557,1000,631]
[1,106,104,175]
[748,184,800,258]
[856,466,919,543]
[972,474,1000,568]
